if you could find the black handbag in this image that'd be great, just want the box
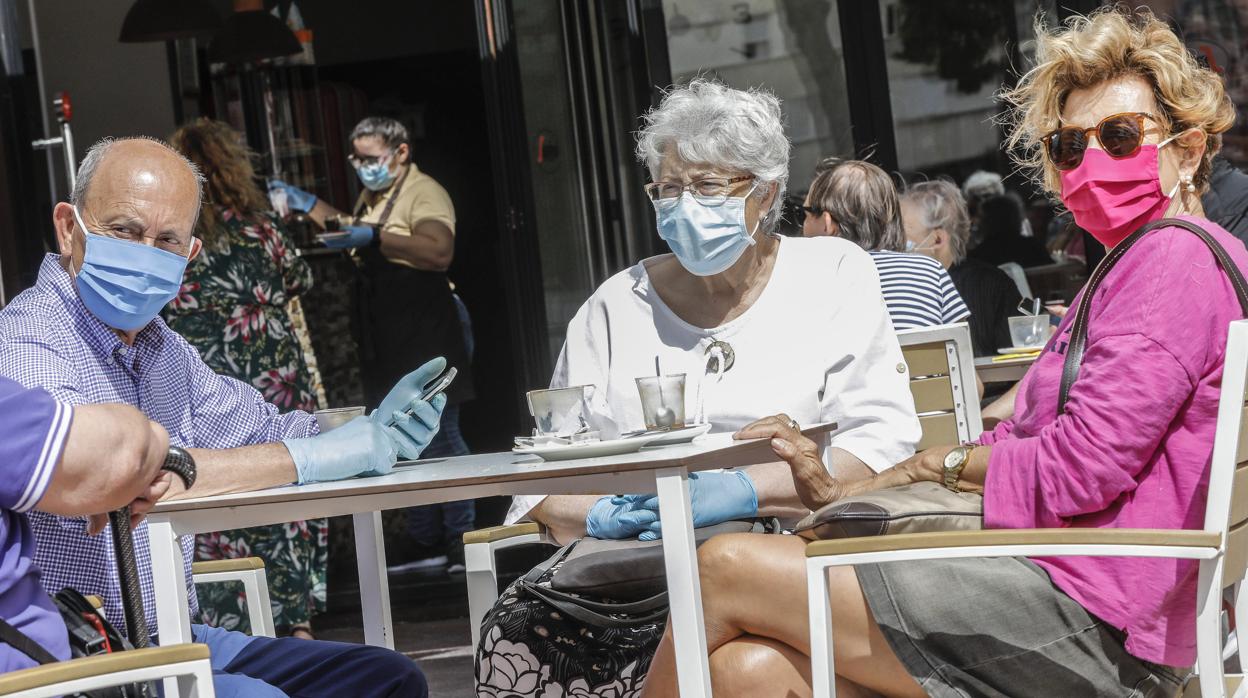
[0,588,151,697]
[517,519,777,627]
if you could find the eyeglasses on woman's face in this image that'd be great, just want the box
[644,175,755,207]
[1041,112,1169,170]
[348,150,393,169]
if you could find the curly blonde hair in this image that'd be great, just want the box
[169,118,269,243]
[1002,7,1235,197]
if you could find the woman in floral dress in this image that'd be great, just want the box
[166,119,328,639]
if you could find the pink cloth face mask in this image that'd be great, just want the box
[1059,141,1179,248]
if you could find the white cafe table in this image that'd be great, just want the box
[146,422,836,698]
[975,353,1039,383]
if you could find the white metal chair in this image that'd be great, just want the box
[191,557,275,637]
[0,644,215,698]
[804,318,1248,698]
[999,261,1034,299]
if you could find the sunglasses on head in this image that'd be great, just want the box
[1041,112,1170,171]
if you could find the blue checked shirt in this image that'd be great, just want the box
[0,255,318,637]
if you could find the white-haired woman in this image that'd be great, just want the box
[901,180,1023,355]
[475,79,920,696]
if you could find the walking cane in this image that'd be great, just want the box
[109,446,197,649]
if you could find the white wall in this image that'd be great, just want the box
[28,0,176,176]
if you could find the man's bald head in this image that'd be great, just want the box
[52,137,207,310]
[71,137,205,216]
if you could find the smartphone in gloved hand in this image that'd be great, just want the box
[386,366,456,427]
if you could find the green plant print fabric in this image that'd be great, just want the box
[164,207,328,631]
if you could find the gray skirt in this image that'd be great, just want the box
[855,556,1190,697]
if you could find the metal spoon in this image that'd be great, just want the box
[654,356,675,429]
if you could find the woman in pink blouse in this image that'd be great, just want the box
[642,8,1244,698]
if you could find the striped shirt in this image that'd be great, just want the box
[0,255,318,638]
[869,250,970,330]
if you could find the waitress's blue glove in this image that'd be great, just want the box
[323,224,375,249]
[267,179,318,213]
[284,416,398,484]
[637,471,758,541]
[585,494,660,540]
[370,358,449,459]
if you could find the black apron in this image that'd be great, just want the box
[351,167,473,408]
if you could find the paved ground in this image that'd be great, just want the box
[313,542,552,698]
[318,615,476,697]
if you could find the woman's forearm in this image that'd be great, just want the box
[528,495,600,545]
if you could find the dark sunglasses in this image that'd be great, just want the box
[799,204,825,219]
[1041,112,1167,171]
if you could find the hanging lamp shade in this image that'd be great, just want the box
[208,9,301,64]
[118,0,222,43]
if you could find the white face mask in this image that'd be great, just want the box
[905,231,936,252]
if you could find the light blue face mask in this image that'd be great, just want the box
[71,206,190,332]
[653,184,761,277]
[904,231,935,252]
[355,155,398,192]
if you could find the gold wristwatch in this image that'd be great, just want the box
[942,445,976,492]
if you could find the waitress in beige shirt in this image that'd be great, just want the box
[270,116,475,571]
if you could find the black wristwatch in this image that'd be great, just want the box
[369,225,382,248]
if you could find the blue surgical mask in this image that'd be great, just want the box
[653,186,761,276]
[71,206,189,332]
[905,231,935,252]
[356,160,398,192]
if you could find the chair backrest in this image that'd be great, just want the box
[1204,319,1248,589]
[897,323,983,450]
[998,262,1033,299]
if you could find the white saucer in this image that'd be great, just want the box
[316,232,350,245]
[632,422,713,447]
[997,345,1045,355]
[512,434,662,461]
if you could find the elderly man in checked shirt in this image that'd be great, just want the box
[0,137,446,697]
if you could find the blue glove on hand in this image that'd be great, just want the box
[637,470,758,541]
[284,415,398,484]
[375,393,446,460]
[371,358,449,460]
[267,179,318,213]
[323,224,375,249]
[585,494,660,540]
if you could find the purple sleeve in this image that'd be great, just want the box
[0,377,73,513]
[179,337,318,448]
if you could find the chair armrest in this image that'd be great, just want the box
[806,528,1222,558]
[464,522,544,545]
[0,644,210,694]
[192,558,265,575]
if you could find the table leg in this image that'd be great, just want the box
[353,510,394,649]
[148,518,194,698]
[654,466,712,698]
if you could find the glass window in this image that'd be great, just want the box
[661,0,854,202]
[880,0,1032,180]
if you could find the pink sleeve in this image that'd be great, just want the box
[976,418,1015,446]
[984,333,1193,530]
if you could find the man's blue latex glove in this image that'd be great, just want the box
[637,470,758,541]
[284,415,400,484]
[585,494,660,540]
[323,224,375,249]
[267,179,318,213]
[371,358,449,459]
